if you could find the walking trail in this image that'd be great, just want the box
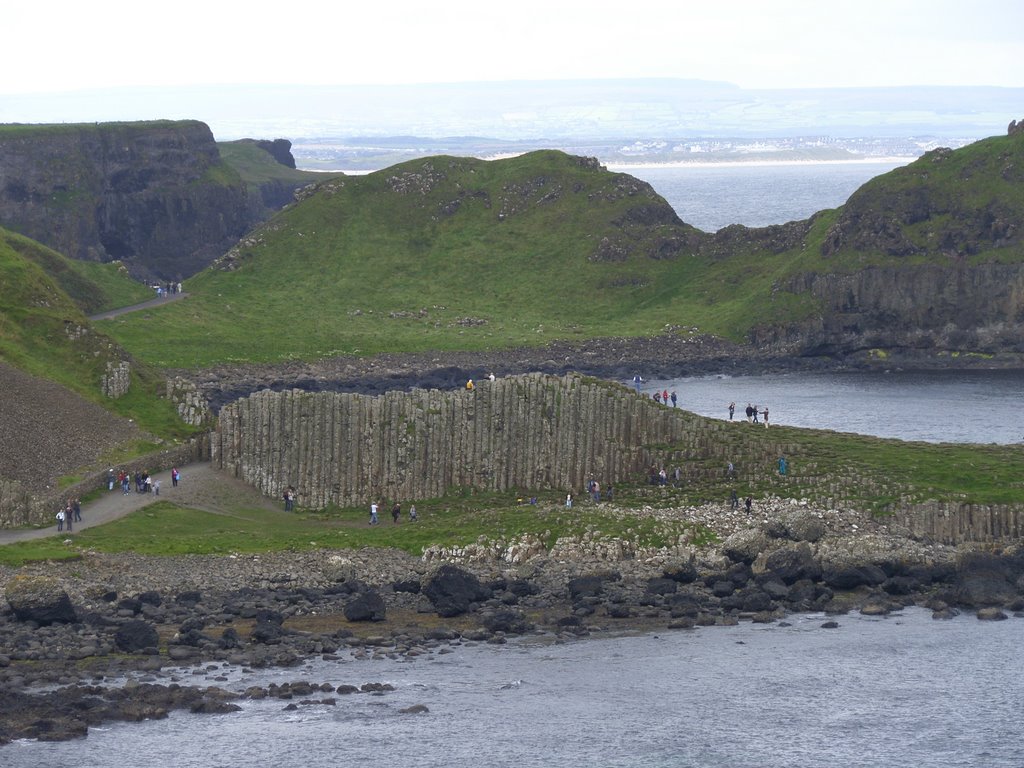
[88,291,189,322]
[0,462,280,546]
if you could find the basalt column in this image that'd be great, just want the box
[211,373,690,508]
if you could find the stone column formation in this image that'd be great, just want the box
[212,372,688,508]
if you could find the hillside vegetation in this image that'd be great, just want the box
[97,131,1024,368]
[0,227,193,439]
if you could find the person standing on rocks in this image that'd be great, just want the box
[730,489,739,510]
[633,374,643,393]
[778,456,788,476]
[670,391,677,407]
[745,496,753,514]
[369,501,379,525]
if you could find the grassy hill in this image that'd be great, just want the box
[0,227,194,439]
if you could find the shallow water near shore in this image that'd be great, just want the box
[9,608,1022,767]
[640,369,1024,444]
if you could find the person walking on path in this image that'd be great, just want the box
[391,502,401,524]
[730,489,739,510]
[745,496,753,514]
[172,468,180,487]
[56,508,65,532]
[72,498,82,522]
[369,501,379,525]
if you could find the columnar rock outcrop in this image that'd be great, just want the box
[212,373,690,508]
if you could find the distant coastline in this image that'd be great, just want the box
[305,156,915,175]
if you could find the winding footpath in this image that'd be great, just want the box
[88,291,189,321]
[0,463,220,545]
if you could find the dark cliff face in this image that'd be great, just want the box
[753,263,1024,355]
[0,120,257,280]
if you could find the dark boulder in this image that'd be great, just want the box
[481,609,533,634]
[823,564,887,590]
[344,591,386,622]
[764,543,820,585]
[645,577,679,596]
[663,562,698,584]
[423,565,492,617]
[5,576,78,625]
[568,576,605,600]
[250,621,287,644]
[114,619,159,653]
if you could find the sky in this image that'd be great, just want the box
[3,0,1023,96]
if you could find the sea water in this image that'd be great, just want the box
[614,160,908,232]
[8,608,1022,768]
[638,369,1024,445]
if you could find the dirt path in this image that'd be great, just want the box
[88,291,189,321]
[0,463,281,546]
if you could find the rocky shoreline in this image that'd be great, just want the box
[2,495,1022,745]
[174,334,1024,411]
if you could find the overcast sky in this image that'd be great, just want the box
[3,0,1022,96]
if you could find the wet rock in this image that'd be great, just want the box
[344,590,386,622]
[423,565,492,617]
[976,607,1008,621]
[114,619,159,653]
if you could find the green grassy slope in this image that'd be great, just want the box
[98,134,1024,369]
[217,140,329,186]
[0,227,191,439]
[99,151,720,367]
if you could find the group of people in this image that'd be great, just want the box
[108,468,162,495]
[653,389,678,407]
[55,497,82,532]
[465,372,497,390]
[728,402,770,427]
[155,282,183,298]
[369,500,417,525]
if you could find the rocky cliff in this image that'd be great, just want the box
[0,121,260,280]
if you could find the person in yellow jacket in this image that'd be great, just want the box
[466,379,474,390]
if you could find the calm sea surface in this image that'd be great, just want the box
[9,609,1022,768]
[638,369,1024,445]
[616,161,908,232]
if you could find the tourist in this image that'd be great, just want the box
[670,391,677,407]
[409,505,418,522]
[726,461,735,478]
[728,402,735,420]
[653,391,661,403]
[591,480,601,502]
[752,406,759,424]
[466,379,474,391]
[107,469,115,491]
[64,501,73,532]
[762,407,770,428]
[488,372,496,381]
[172,467,180,487]
[72,497,82,522]
[778,456,788,475]
[56,507,65,532]
[153,479,160,496]
[632,374,643,393]
[392,502,401,524]
[662,389,669,404]
[745,496,753,514]
[659,468,667,486]
[745,404,754,422]
[730,489,739,510]
[369,501,379,525]
[566,492,573,508]
[606,484,614,502]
